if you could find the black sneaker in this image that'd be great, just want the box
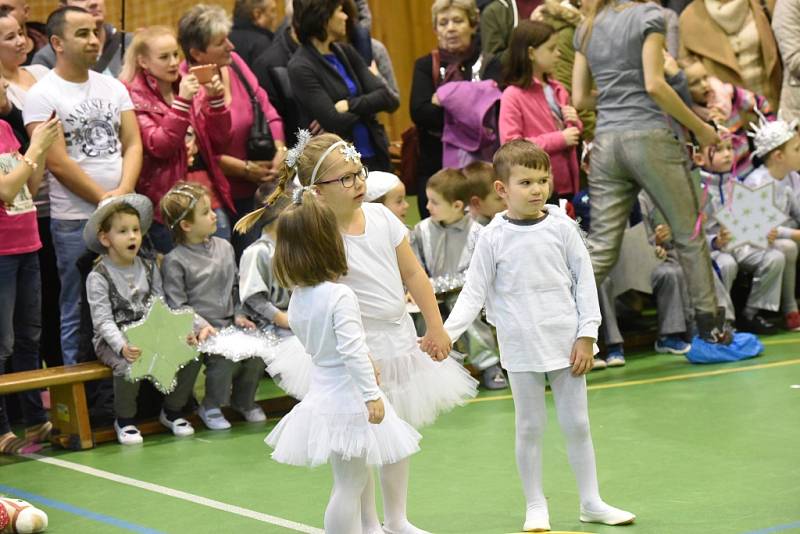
[481,364,509,390]
[697,309,734,345]
[738,313,779,335]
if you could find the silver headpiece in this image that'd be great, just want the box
[285,129,312,169]
[292,186,313,205]
[309,141,361,185]
[748,111,799,158]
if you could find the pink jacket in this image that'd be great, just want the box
[127,70,235,222]
[182,52,285,200]
[499,77,581,196]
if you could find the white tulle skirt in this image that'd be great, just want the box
[366,313,479,429]
[266,313,479,429]
[265,365,421,467]
[265,334,313,400]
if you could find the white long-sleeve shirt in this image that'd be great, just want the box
[288,281,381,402]
[444,207,601,372]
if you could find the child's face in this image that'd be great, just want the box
[705,140,734,173]
[99,212,141,265]
[772,134,800,174]
[382,182,409,222]
[496,165,551,220]
[530,33,559,75]
[181,194,217,242]
[473,190,506,219]
[685,62,711,106]
[426,188,464,224]
[314,157,366,215]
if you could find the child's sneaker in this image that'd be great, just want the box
[481,364,509,390]
[591,357,607,371]
[197,405,231,430]
[580,503,635,526]
[605,345,625,367]
[654,335,691,355]
[523,504,551,532]
[235,405,267,423]
[159,410,195,437]
[785,311,800,332]
[113,420,143,445]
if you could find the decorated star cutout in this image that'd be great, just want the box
[123,297,199,394]
[714,182,788,250]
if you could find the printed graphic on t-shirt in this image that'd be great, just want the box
[0,154,34,216]
[64,98,121,158]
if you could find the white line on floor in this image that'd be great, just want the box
[24,453,324,534]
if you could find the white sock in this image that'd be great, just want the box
[326,454,369,534]
[360,468,383,533]
[380,458,430,534]
[548,368,604,510]
[508,372,548,512]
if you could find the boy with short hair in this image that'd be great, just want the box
[444,139,634,530]
[462,161,507,225]
[411,168,507,390]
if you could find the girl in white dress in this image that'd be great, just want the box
[242,132,478,534]
[264,188,420,534]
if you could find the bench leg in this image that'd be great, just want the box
[49,383,94,450]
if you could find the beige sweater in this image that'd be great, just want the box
[705,0,766,96]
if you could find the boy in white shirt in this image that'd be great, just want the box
[443,139,634,531]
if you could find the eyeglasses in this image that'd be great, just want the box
[316,167,368,188]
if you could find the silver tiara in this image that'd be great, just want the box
[292,185,313,205]
[748,110,798,158]
[285,129,312,169]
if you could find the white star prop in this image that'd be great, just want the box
[713,181,788,250]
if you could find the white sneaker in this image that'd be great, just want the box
[197,405,231,430]
[580,503,635,525]
[159,410,195,437]
[236,405,267,423]
[114,420,143,445]
[523,506,550,532]
[592,357,607,371]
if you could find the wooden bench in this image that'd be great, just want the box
[0,362,298,450]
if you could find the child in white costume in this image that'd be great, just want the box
[443,140,634,532]
[261,132,477,534]
[264,188,420,534]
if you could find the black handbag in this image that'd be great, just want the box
[229,60,277,161]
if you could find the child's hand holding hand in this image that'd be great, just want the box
[768,228,778,245]
[366,398,385,424]
[562,127,581,147]
[570,337,594,376]
[654,224,672,245]
[273,311,290,330]
[235,315,256,330]
[420,326,452,361]
[122,344,141,363]
[197,325,217,343]
[561,105,579,123]
[654,245,667,260]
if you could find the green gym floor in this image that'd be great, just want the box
[2,334,799,534]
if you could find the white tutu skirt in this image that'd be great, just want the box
[367,313,479,429]
[265,365,421,467]
[265,334,313,400]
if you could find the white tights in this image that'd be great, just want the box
[327,454,370,534]
[360,458,419,533]
[508,368,604,512]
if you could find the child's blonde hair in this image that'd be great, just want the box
[427,168,471,204]
[235,133,349,234]
[160,182,209,244]
[273,190,348,288]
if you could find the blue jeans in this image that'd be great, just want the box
[0,252,47,435]
[50,218,88,366]
[148,208,231,255]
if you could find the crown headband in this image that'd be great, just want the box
[168,185,202,229]
[748,109,798,158]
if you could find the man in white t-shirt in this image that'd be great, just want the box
[23,5,142,365]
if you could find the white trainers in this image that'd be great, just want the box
[114,420,143,445]
[236,405,267,423]
[197,405,231,430]
[592,357,607,371]
[580,503,636,525]
[159,410,195,437]
[523,506,551,532]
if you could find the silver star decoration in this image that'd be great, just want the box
[285,129,312,169]
[339,143,361,164]
[714,182,789,250]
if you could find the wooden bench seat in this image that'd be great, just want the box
[0,362,298,450]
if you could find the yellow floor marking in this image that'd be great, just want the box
[467,356,800,404]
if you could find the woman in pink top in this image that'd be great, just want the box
[499,20,582,197]
[0,113,59,454]
[177,5,286,257]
